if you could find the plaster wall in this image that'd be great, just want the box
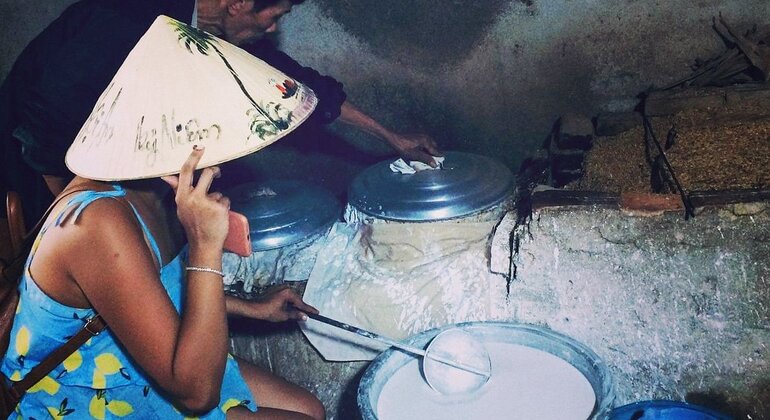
[275,0,770,171]
[508,202,770,418]
[0,1,75,79]
[1,1,768,174]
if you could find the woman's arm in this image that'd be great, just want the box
[225,285,318,322]
[61,149,231,414]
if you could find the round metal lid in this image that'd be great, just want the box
[224,179,340,251]
[348,151,513,222]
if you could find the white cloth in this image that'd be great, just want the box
[221,228,330,291]
[389,156,445,174]
[300,220,507,361]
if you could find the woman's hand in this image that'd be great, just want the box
[233,285,319,322]
[161,146,230,250]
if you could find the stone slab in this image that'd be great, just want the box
[509,202,770,419]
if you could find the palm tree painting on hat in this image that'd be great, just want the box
[66,15,317,182]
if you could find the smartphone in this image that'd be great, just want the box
[223,211,252,257]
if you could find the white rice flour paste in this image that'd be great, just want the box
[376,343,596,420]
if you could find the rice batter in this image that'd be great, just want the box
[376,342,596,420]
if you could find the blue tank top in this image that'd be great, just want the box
[1,186,256,419]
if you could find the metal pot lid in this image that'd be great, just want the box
[348,151,513,222]
[224,179,340,251]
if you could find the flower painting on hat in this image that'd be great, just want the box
[66,15,317,182]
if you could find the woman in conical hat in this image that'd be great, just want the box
[1,146,324,419]
[0,16,324,420]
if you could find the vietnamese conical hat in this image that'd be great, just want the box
[65,15,317,181]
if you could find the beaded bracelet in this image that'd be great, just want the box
[185,266,225,277]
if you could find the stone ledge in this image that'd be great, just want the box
[531,188,770,214]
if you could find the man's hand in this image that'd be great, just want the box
[338,101,443,166]
[386,132,443,167]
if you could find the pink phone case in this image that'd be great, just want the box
[223,211,252,257]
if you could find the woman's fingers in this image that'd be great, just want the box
[175,147,225,202]
[194,166,221,195]
[218,196,231,211]
[291,297,319,316]
[161,175,180,191]
[178,146,205,193]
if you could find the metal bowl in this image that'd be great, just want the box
[348,151,513,222]
[224,179,340,251]
[358,322,615,420]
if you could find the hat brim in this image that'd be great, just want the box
[66,15,318,181]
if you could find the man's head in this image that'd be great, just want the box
[224,0,305,45]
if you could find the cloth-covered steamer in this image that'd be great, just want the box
[300,152,517,362]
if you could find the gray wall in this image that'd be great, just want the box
[275,0,770,170]
[0,1,76,77]
[2,0,768,173]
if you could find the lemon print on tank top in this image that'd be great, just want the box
[92,353,127,388]
[14,326,30,359]
[89,353,135,418]
[28,375,60,395]
[46,399,76,418]
[89,389,135,418]
[222,398,251,413]
[62,350,83,374]
[10,325,31,380]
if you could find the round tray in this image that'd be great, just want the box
[358,321,614,420]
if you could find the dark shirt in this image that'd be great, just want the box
[1,0,345,226]
[243,39,346,125]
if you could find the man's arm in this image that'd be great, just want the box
[225,285,317,321]
[246,40,442,165]
[337,101,442,166]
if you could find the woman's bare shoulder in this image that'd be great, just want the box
[29,192,158,307]
[58,195,144,241]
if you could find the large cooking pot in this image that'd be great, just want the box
[220,179,341,292]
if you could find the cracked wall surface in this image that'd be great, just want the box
[509,203,770,418]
